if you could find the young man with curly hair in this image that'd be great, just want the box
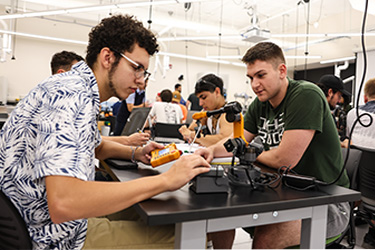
[0,15,212,249]
[50,50,150,146]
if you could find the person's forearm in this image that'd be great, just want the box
[196,134,227,147]
[102,136,129,145]
[256,149,284,169]
[256,147,300,169]
[256,129,315,169]
[46,175,169,224]
[95,140,132,160]
[133,103,145,108]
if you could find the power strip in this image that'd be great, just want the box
[282,173,317,189]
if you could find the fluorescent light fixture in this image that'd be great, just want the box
[0,29,245,68]
[0,0,208,20]
[0,29,245,67]
[158,35,240,42]
[207,55,321,60]
[158,32,375,43]
[286,55,322,59]
[0,29,87,45]
[273,33,375,38]
[320,56,356,64]
[158,51,230,64]
[207,55,242,59]
[231,62,246,67]
[66,5,118,14]
[158,52,246,67]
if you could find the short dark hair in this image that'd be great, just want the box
[50,51,84,74]
[175,83,181,89]
[86,14,159,69]
[160,89,172,102]
[195,74,224,96]
[242,42,285,69]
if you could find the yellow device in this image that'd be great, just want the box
[150,143,182,168]
[192,102,248,146]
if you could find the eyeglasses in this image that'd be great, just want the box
[119,52,151,81]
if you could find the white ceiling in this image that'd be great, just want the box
[1,0,375,70]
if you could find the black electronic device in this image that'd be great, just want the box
[104,158,138,170]
[190,166,229,193]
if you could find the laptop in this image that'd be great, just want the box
[153,122,186,144]
[121,107,151,136]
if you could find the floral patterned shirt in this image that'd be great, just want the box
[0,61,101,249]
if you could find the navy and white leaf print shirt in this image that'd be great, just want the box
[0,61,102,250]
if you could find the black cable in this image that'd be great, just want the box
[223,164,280,188]
[319,0,372,187]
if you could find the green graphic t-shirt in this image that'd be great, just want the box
[244,78,349,187]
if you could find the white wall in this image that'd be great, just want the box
[0,36,86,101]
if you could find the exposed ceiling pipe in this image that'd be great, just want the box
[0,20,11,62]
[334,60,349,77]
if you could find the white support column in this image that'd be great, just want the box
[174,220,207,249]
[300,205,328,249]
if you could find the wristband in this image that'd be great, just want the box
[131,146,139,163]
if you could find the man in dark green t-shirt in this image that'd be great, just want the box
[195,42,350,249]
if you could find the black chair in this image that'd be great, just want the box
[326,147,362,249]
[0,190,32,249]
[353,146,375,232]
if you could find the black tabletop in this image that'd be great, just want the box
[104,159,361,226]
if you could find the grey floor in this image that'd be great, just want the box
[232,223,369,249]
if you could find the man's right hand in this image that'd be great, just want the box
[194,147,214,163]
[127,132,150,146]
[161,154,210,191]
[178,125,193,143]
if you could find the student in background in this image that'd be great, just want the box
[50,50,84,74]
[179,74,232,147]
[111,100,122,116]
[195,42,350,249]
[186,92,202,111]
[172,90,188,122]
[316,74,350,146]
[0,15,215,249]
[114,78,149,135]
[50,50,149,146]
[174,83,186,105]
[149,89,183,124]
[346,78,375,149]
[346,78,375,249]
